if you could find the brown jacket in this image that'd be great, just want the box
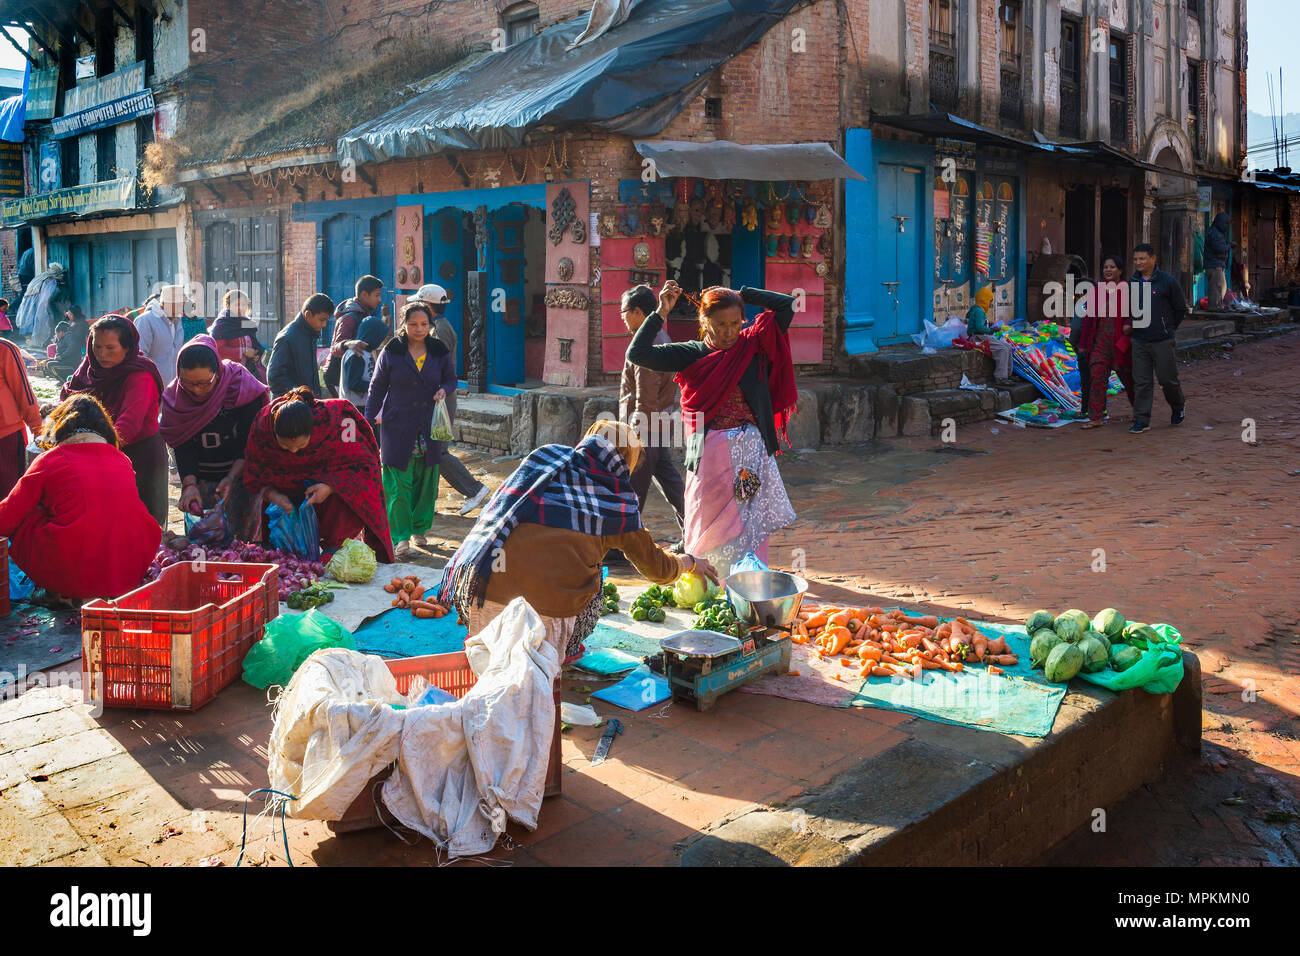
[483,522,680,618]
[619,326,678,422]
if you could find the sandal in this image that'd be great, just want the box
[1080,420,1105,429]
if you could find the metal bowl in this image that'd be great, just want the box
[725,570,808,630]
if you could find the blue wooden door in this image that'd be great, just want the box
[425,210,465,374]
[370,210,396,319]
[100,239,134,318]
[323,213,364,344]
[873,165,924,342]
[132,238,159,307]
[488,206,527,386]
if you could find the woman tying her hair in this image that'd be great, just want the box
[626,281,797,573]
[159,335,270,533]
[0,395,160,603]
[441,420,717,664]
[242,386,395,562]
[59,315,168,525]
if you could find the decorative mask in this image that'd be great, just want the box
[786,202,801,225]
[672,200,691,230]
[722,201,736,232]
[766,204,784,231]
[788,235,801,258]
[556,257,574,282]
[815,260,829,277]
[599,212,620,238]
[728,179,747,201]
[816,233,830,256]
[689,196,706,226]
[633,242,651,268]
[814,203,832,229]
[802,234,813,257]
[803,203,817,225]
[742,199,758,232]
[776,235,790,258]
[705,180,725,204]
[648,214,667,237]
[620,204,643,237]
[647,201,668,235]
[765,234,778,257]
[706,199,724,231]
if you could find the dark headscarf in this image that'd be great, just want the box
[60,315,165,418]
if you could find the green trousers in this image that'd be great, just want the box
[382,459,440,547]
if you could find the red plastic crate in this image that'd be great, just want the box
[329,650,561,833]
[81,562,279,711]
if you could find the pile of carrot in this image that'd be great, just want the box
[384,575,450,619]
[793,605,1018,680]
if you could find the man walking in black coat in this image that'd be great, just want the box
[1128,243,1187,434]
[268,293,334,398]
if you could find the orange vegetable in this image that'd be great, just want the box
[822,625,852,655]
[987,665,1005,676]
[869,666,896,677]
[413,607,438,618]
[390,578,405,590]
[840,658,856,668]
[827,609,854,630]
[383,583,397,594]
[803,610,830,629]
[857,645,883,661]
[986,654,1019,666]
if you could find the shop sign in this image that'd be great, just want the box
[934,188,950,219]
[0,176,136,227]
[0,142,23,198]
[27,68,59,120]
[54,62,152,140]
[1197,186,1212,214]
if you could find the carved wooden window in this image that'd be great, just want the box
[929,0,958,111]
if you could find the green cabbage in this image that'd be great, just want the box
[327,538,378,583]
[672,572,708,608]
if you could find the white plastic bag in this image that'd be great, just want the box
[561,701,601,726]
[911,317,966,349]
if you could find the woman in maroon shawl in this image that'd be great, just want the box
[160,335,269,535]
[60,315,169,525]
[1079,253,1136,428]
[626,281,797,572]
[243,386,395,562]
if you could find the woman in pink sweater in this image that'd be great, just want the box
[60,315,168,525]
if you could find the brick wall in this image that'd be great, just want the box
[977,0,998,126]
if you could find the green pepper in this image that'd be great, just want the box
[631,607,649,621]
[648,607,666,624]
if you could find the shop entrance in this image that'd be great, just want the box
[1064,186,1095,276]
[487,204,546,387]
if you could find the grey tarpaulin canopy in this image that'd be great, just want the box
[633,140,866,181]
[337,0,802,165]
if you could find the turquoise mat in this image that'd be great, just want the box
[584,621,665,659]
[352,607,468,659]
[846,613,1067,738]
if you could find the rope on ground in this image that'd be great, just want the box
[237,788,297,868]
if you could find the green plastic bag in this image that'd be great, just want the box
[242,609,355,689]
[1076,623,1185,695]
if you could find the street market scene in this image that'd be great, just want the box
[0,0,1296,893]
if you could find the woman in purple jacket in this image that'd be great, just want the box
[365,300,457,559]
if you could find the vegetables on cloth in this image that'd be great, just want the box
[672,572,708,608]
[1025,609,1055,633]
[1043,642,1085,682]
[691,597,743,638]
[601,581,619,616]
[326,538,378,583]
[1030,628,1064,668]
[1076,634,1110,673]
[384,574,452,618]
[630,584,675,623]
[1091,607,1126,640]
[1053,612,1086,643]
[1110,644,1143,672]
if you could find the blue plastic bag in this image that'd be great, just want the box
[8,560,34,601]
[184,500,233,548]
[729,552,769,576]
[266,501,321,561]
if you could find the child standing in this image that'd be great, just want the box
[0,299,13,341]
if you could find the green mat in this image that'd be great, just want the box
[845,613,1067,738]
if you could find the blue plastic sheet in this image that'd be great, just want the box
[591,665,671,712]
[351,607,468,659]
[571,647,643,676]
[8,560,34,601]
[848,613,1067,738]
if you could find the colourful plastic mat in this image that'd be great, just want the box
[351,607,467,659]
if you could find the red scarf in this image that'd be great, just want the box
[60,316,165,418]
[675,309,797,444]
[243,396,395,562]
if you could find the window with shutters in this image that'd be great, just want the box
[929,0,958,111]
[1059,17,1082,139]
[501,3,539,47]
[998,2,1023,127]
[1109,33,1130,149]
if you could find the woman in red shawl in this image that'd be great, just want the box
[160,334,269,535]
[1079,253,1136,428]
[243,386,395,562]
[60,314,168,525]
[626,281,797,572]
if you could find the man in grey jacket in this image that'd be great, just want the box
[136,284,188,379]
[410,284,491,517]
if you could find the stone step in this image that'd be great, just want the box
[1175,318,1235,343]
[454,393,516,454]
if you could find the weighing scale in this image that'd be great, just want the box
[649,627,791,711]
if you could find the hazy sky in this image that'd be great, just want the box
[0,27,29,74]
[1246,0,1300,117]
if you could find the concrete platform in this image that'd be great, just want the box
[681,650,1202,867]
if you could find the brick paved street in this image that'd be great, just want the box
[2,333,1297,866]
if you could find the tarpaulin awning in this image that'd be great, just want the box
[873,112,1047,152]
[633,140,866,181]
[337,0,802,165]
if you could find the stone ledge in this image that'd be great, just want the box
[680,653,1200,867]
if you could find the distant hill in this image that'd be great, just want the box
[1248,110,1300,169]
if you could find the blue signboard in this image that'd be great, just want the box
[1,176,136,227]
[52,89,155,139]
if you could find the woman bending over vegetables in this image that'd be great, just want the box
[0,395,160,602]
[242,386,396,562]
[626,281,797,574]
[440,420,717,664]
[159,335,269,535]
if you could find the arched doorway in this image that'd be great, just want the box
[1150,146,1195,297]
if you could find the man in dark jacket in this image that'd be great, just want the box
[1204,211,1230,309]
[619,284,686,539]
[1128,244,1187,434]
[324,275,384,396]
[268,293,334,398]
